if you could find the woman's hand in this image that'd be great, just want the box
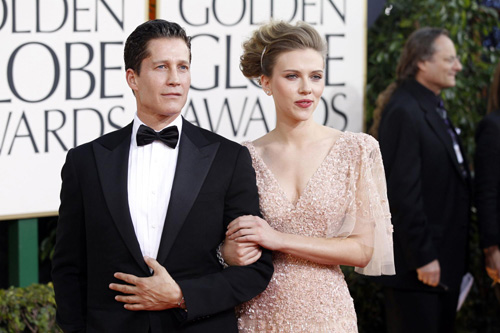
[221,238,262,266]
[226,215,281,251]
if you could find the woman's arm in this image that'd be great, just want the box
[226,215,373,268]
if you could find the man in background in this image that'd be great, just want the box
[370,27,471,333]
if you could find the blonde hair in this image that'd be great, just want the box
[240,20,326,84]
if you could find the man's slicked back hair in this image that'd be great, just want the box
[124,19,191,75]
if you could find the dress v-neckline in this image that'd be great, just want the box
[246,133,345,208]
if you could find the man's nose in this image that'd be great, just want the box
[167,69,180,85]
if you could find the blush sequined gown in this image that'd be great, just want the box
[237,132,395,332]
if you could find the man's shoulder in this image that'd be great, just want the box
[389,83,421,108]
[384,82,432,120]
[378,84,430,135]
[384,90,420,119]
[71,123,132,155]
[183,120,242,151]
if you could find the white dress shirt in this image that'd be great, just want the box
[127,114,183,259]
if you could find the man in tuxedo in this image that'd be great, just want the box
[52,19,273,332]
[371,28,471,332]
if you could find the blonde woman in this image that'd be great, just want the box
[221,21,395,332]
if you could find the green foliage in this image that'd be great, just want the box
[353,0,500,332]
[343,266,386,332]
[40,218,57,262]
[0,283,60,333]
[366,0,499,159]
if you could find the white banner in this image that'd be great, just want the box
[0,0,147,219]
[0,0,366,219]
[159,0,366,141]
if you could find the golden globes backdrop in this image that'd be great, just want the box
[159,0,367,140]
[0,0,366,219]
[0,1,147,219]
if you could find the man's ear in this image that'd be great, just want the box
[417,60,428,73]
[126,68,138,91]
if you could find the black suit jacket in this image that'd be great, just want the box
[52,118,273,332]
[475,110,500,248]
[374,79,471,291]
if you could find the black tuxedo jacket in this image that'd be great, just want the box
[52,118,273,332]
[475,109,500,249]
[374,79,471,291]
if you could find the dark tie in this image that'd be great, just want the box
[436,99,467,178]
[136,124,179,148]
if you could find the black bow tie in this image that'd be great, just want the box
[136,124,179,148]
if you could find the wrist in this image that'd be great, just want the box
[177,296,187,310]
[270,230,286,251]
[167,282,185,309]
[216,242,229,268]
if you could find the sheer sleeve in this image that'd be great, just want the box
[329,134,395,276]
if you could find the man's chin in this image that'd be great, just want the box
[158,110,183,118]
[443,80,456,89]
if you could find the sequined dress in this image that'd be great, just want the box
[237,132,394,332]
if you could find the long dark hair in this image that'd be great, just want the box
[488,61,500,114]
[369,27,449,138]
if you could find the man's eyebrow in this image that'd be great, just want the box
[151,59,190,65]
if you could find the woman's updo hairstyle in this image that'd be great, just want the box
[240,20,326,84]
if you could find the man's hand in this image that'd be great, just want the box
[221,238,262,266]
[416,259,440,287]
[109,256,184,311]
[484,245,500,284]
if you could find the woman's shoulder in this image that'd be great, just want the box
[243,133,277,154]
[340,131,379,151]
[241,134,274,164]
[476,112,500,146]
[335,132,381,167]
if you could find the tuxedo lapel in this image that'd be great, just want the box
[156,120,220,264]
[93,123,149,274]
[405,80,466,181]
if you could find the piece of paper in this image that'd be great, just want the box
[457,272,474,311]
